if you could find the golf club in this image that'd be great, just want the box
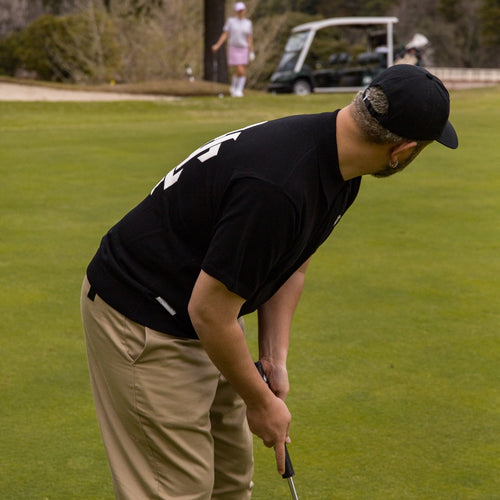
[255,361,299,500]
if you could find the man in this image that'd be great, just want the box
[81,65,458,499]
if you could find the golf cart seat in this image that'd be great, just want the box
[328,52,351,67]
[356,51,386,68]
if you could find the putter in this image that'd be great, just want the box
[255,361,299,500]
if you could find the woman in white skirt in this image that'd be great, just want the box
[212,2,255,97]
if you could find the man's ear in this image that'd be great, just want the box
[391,140,418,157]
[389,140,418,165]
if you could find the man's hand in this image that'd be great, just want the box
[259,359,289,401]
[246,387,291,475]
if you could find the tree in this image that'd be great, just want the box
[102,0,163,16]
[480,0,500,47]
[203,0,227,83]
[2,0,500,85]
[0,0,74,37]
[314,0,395,17]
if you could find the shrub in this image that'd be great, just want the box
[14,15,67,80]
[47,7,121,82]
[0,8,121,82]
[0,32,22,76]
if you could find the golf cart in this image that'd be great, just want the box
[268,17,398,94]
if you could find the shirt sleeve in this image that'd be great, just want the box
[202,178,298,300]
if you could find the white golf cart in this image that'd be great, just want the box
[268,17,399,94]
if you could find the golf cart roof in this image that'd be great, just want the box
[292,16,399,33]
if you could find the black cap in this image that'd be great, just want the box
[363,64,458,149]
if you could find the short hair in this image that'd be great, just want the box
[351,86,406,145]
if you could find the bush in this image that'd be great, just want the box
[15,15,66,80]
[0,33,21,76]
[0,9,121,83]
[47,8,121,82]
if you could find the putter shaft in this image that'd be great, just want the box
[287,476,299,500]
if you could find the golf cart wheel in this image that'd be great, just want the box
[293,79,312,95]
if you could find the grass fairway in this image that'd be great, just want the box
[1,88,499,499]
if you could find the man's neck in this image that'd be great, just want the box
[336,105,389,181]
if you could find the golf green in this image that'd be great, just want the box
[1,88,498,499]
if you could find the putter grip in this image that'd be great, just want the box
[282,444,295,479]
[255,361,295,479]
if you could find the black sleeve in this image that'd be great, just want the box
[202,178,299,299]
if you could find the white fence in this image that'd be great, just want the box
[428,67,500,83]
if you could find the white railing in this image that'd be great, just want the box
[428,67,500,83]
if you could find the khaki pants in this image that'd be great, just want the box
[81,277,253,499]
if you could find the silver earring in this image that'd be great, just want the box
[389,159,399,169]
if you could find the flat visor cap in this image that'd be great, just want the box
[363,65,458,149]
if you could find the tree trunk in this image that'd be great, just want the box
[203,0,228,83]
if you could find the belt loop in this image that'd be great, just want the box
[87,285,96,301]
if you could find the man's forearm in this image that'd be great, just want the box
[195,315,270,408]
[258,258,310,361]
[188,271,267,405]
[257,258,310,398]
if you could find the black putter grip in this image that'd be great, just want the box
[255,361,295,479]
[282,445,295,479]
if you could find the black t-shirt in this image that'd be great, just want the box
[87,111,361,338]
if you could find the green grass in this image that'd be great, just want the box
[1,87,499,499]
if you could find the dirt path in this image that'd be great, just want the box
[0,82,176,101]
